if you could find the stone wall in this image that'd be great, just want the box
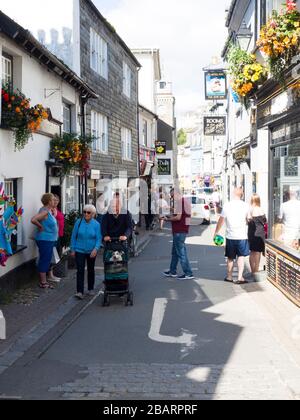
[80,0,139,179]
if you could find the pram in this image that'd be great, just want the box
[102,239,134,307]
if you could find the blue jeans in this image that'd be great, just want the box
[170,233,193,276]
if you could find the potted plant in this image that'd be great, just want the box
[227,45,267,107]
[61,210,81,269]
[1,85,49,150]
[50,133,93,176]
[257,0,300,83]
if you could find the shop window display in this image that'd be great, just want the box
[272,141,300,253]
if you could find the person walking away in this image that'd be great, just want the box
[102,195,132,244]
[214,187,250,285]
[163,188,194,280]
[70,205,101,300]
[279,189,300,250]
[248,194,267,275]
[31,194,59,289]
[158,193,169,230]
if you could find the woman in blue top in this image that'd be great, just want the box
[31,193,58,289]
[71,205,101,300]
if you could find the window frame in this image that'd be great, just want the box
[90,28,108,80]
[123,61,131,99]
[91,110,109,154]
[1,53,13,86]
[62,103,72,134]
[121,127,132,161]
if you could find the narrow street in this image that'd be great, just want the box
[0,225,300,400]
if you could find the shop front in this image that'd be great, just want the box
[257,82,300,306]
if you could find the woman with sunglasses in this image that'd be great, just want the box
[71,205,101,300]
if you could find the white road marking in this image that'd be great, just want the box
[149,298,197,346]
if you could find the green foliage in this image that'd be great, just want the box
[177,128,187,146]
[61,210,81,250]
[50,133,93,176]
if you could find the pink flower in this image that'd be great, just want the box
[287,0,297,12]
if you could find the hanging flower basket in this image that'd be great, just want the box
[227,45,267,106]
[50,133,93,176]
[1,85,49,151]
[257,1,300,83]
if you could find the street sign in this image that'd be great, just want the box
[205,70,227,100]
[158,159,171,175]
[155,141,167,155]
[204,116,226,136]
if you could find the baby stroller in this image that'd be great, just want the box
[102,239,134,307]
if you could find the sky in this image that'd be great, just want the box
[0,0,229,118]
[94,0,229,117]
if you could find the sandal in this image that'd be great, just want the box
[235,280,249,285]
[224,278,234,283]
[39,282,54,289]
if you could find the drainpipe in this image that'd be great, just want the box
[81,96,88,208]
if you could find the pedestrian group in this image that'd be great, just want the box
[31,186,271,297]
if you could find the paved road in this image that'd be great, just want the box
[0,224,300,400]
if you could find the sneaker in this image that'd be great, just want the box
[86,290,96,297]
[48,276,61,283]
[178,275,195,280]
[75,293,84,300]
[163,271,178,278]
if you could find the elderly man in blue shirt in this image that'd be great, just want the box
[71,205,102,299]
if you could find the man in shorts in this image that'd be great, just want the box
[214,187,250,284]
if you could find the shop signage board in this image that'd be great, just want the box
[204,116,226,136]
[157,159,171,176]
[234,147,250,163]
[204,70,227,100]
[155,141,167,155]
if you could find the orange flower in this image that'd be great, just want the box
[15,107,21,113]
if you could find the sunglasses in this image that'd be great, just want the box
[84,211,92,215]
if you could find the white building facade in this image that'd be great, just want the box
[0,11,95,284]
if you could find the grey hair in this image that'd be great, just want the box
[83,204,97,215]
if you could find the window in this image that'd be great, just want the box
[160,82,167,89]
[65,174,79,214]
[266,0,283,19]
[142,120,147,146]
[271,129,300,254]
[121,127,132,160]
[123,62,131,98]
[90,28,108,79]
[63,103,71,133]
[91,111,108,154]
[1,54,13,86]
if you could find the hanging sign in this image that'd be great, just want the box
[205,70,227,100]
[204,116,226,136]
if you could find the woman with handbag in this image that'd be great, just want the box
[247,194,267,275]
[70,205,101,300]
[31,194,59,289]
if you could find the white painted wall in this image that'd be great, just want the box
[0,35,82,277]
[252,129,270,215]
[134,53,156,113]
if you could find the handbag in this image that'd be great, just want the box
[53,254,68,278]
[51,247,60,265]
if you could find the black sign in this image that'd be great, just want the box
[155,141,167,155]
[158,159,171,176]
[204,116,226,136]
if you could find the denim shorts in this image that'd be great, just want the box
[225,239,250,260]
